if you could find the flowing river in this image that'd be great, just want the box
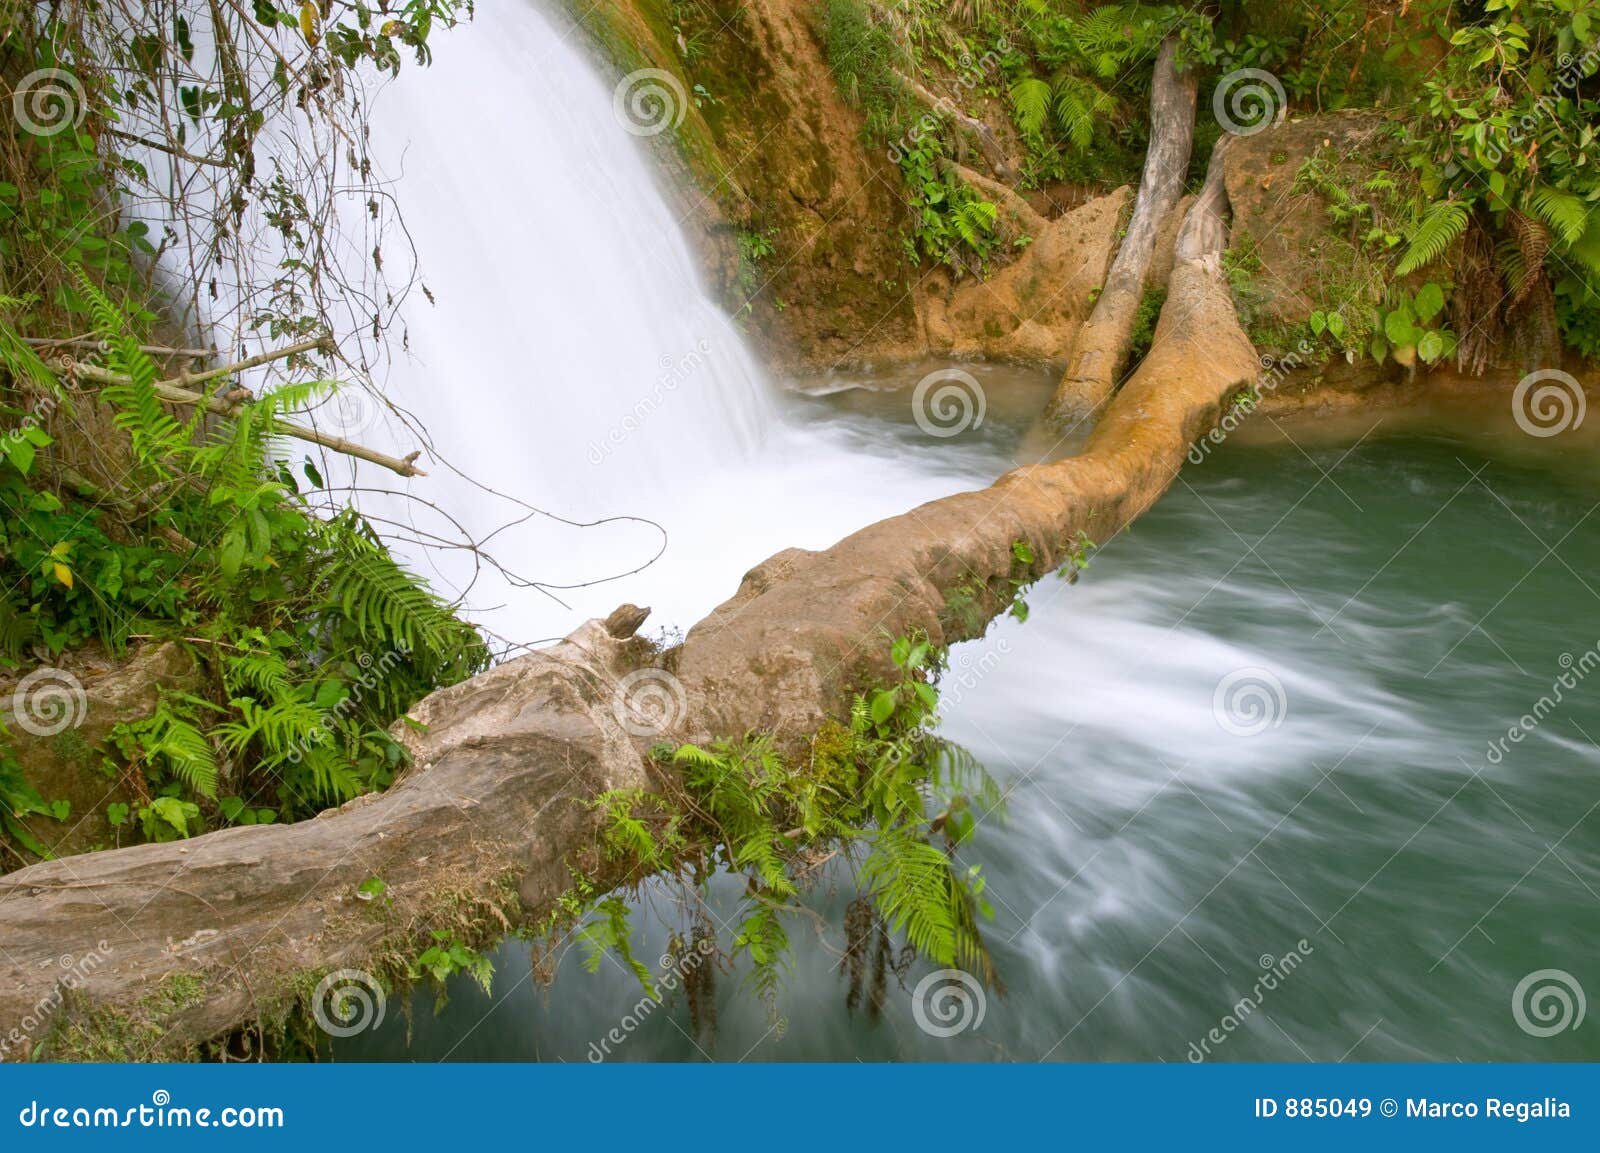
[334,3,1599,1062]
[337,392,1600,1063]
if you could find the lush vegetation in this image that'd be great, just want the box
[573,633,1004,1028]
[0,2,487,863]
[817,0,1598,367]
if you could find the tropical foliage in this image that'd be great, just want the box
[0,3,486,862]
[576,634,1003,1024]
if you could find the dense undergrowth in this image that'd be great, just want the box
[813,0,1597,367]
[0,2,487,863]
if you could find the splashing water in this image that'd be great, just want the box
[349,3,1050,648]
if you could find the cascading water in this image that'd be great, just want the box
[352,1,770,645]
[350,1,1047,647]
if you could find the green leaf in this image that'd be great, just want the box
[1417,330,1446,363]
[869,689,898,725]
[1384,310,1419,345]
[5,438,36,475]
[1414,282,1446,322]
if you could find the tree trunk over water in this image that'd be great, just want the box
[0,143,1256,1061]
[1044,35,1199,431]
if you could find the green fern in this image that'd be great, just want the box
[121,701,220,798]
[75,273,186,470]
[1525,185,1590,249]
[861,823,991,981]
[951,199,998,248]
[1396,200,1469,276]
[579,896,658,999]
[1009,76,1053,136]
[1056,74,1118,151]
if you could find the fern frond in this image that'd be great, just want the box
[579,896,657,998]
[1009,76,1052,136]
[142,704,219,798]
[861,825,962,963]
[75,272,186,469]
[1525,184,1590,249]
[321,522,486,678]
[1396,200,1469,276]
[1052,74,1115,151]
[0,311,67,402]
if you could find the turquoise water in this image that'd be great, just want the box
[337,396,1600,1062]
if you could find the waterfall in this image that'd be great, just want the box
[357,2,774,646]
[335,2,1018,650]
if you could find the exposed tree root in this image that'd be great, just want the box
[1045,35,1199,431]
[0,142,1257,1061]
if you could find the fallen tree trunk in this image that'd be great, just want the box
[0,142,1256,1061]
[898,74,1018,183]
[1044,34,1199,432]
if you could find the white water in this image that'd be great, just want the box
[352,2,1030,648]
